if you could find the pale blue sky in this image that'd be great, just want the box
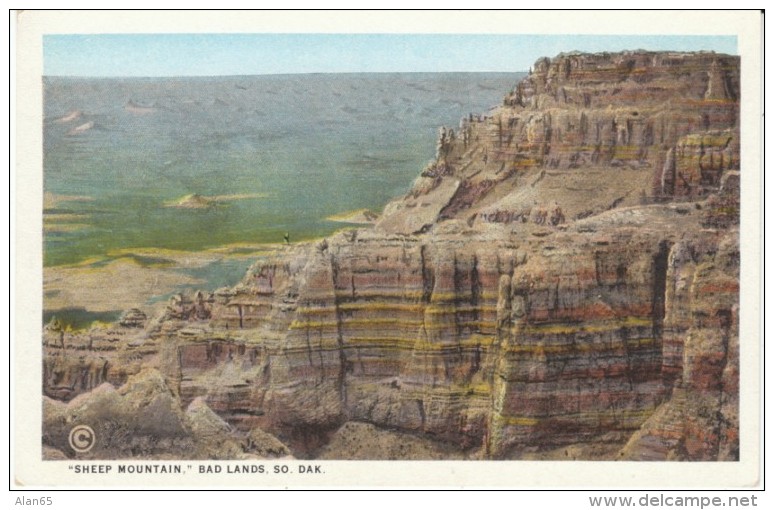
[44,34,737,77]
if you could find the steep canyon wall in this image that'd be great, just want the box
[44,51,741,460]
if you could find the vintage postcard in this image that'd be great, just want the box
[12,10,763,489]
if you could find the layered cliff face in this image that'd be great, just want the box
[379,51,738,235]
[43,51,740,460]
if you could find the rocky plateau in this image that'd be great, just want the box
[43,50,740,461]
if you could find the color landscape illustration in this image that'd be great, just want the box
[41,34,741,462]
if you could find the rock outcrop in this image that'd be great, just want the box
[43,51,740,460]
[42,368,291,459]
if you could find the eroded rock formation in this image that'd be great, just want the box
[43,51,740,460]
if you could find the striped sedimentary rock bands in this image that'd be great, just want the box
[46,51,740,460]
[179,211,735,459]
[172,51,740,459]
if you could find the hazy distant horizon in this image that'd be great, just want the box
[44,34,737,77]
[42,71,529,79]
[43,72,522,268]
